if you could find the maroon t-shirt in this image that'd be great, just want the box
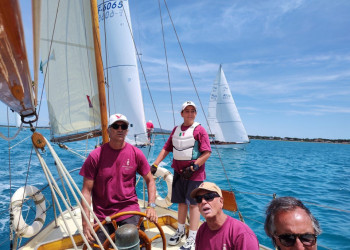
[195,216,259,250]
[79,142,150,222]
[163,124,211,181]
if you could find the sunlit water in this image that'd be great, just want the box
[0,127,349,249]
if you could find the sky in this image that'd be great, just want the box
[1,0,350,139]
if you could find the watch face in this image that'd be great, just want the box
[149,203,156,208]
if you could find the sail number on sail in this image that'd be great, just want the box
[98,1,123,21]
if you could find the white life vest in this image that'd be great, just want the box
[172,122,201,161]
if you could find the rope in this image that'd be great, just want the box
[121,4,168,145]
[157,0,176,127]
[44,137,119,249]
[0,124,23,141]
[34,146,91,250]
[9,135,31,149]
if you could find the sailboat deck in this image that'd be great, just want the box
[21,200,271,250]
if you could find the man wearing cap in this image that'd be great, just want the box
[151,101,211,250]
[80,113,157,245]
[191,182,259,250]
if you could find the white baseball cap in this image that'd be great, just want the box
[181,101,196,112]
[108,114,129,126]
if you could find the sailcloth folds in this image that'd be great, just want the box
[39,0,101,142]
[208,65,249,144]
[97,0,148,145]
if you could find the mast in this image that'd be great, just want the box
[90,0,109,144]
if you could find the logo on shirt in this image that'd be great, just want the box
[122,159,133,170]
[179,132,186,136]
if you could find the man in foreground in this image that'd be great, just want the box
[264,196,321,250]
[191,182,259,250]
[80,113,157,245]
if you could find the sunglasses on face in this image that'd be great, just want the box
[275,233,317,247]
[195,192,220,203]
[110,123,128,130]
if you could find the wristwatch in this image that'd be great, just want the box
[192,163,199,171]
[148,202,156,208]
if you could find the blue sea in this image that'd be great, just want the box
[0,127,349,249]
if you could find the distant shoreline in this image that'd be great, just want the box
[248,135,350,144]
[1,125,348,144]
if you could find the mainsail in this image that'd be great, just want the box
[97,0,148,145]
[39,0,102,142]
[208,65,249,144]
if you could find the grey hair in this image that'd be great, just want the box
[264,196,321,243]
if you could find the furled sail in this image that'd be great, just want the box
[97,0,148,145]
[39,0,101,142]
[208,65,249,143]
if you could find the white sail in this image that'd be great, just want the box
[40,0,101,142]
[208,71,224,141]
[209,65,249,143]
[16,114,21,128]
[97,0,148,145]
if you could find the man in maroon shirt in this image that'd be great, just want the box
[191,182,259,250]
[80,113,157,246]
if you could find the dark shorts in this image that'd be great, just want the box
[95,215,145,247]
[171,171,203,205]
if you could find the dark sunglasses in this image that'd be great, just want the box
[110,123,128,130]
[195,192,220,203]
[275,233,317,247]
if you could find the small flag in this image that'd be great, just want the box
[86,95,93,108]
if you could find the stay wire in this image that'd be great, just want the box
[121,3,168,144]
[101,0,111,115]
[35,0,61,130]
[157,0,176,128]
[7,109,13,248]
[162,0,240,214]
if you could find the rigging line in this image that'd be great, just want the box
[35,0,62,130]
[101,0,111,115]
[6,109,14,248]
[45,138,116,249]
[164,0,232,191]
[234,190,275,197]
[157,0,175,128]
[301,201,350,214]
[81,0,99,129]
[35,150,84,250]
[9,135,31,149]
[163,0,238,202]
[121,4,168,144]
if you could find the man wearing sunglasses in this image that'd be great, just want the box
[264,196,321,250]
[190,182,259,250]
[80,113,157,246]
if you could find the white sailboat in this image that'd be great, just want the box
[208,65,249,148]
[0,1,271,249]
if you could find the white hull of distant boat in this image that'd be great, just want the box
[208,65,249,148]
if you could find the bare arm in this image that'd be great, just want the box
[195,151,211,167]
[81,178,95,243]
[190,151,211,171]
[153,148,170,166]
[143,171,158,223]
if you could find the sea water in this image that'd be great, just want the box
[0,127,349,249]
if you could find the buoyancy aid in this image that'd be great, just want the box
[172,122,201,160]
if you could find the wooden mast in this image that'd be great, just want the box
[90,0,109,144]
